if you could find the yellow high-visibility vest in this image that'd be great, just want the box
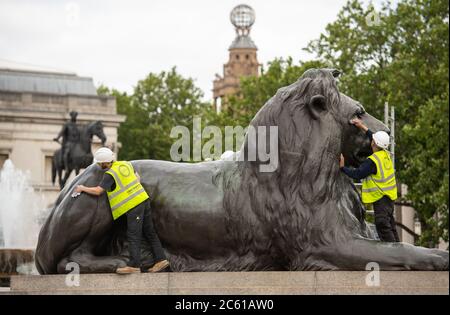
[362,150,398,204]
[105,161,149,220]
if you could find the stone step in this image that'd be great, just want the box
[3,271,449,295]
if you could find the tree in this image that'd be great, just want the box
[402,95,449,246]
[199,58,327,156]
[305,0,449,246]
[99,68,209,161]
[211,58,327,139]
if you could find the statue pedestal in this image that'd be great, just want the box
[2,271,448,295]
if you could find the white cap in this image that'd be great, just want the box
[373,131,390,150]
[94,147,115,163]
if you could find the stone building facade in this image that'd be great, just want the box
[0,63,125,204]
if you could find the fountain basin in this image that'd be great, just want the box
[0,248,35,280]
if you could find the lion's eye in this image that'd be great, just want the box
[354,108,365,118]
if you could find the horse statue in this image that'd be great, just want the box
[52,121,107,189]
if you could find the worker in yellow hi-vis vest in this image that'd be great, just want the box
[339,118,400,243]
[74,147,170,274]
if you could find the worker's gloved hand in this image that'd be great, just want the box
[71,192,81,198]
[350,118,365,129]
[71,185,84,198]
[350,118,370,133]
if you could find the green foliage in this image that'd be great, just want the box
[306,0,449,245]
[214,58,327,133]
[198,59,327,154]
[402,95,449,247]
[98,0,448,246]
[99,68,209,161]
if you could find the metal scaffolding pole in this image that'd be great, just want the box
[384,101,389,126]
[391,106,395,169]
[384,102,396,168]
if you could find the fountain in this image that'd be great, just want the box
[0,159,48,282]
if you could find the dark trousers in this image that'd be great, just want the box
[126,199,166,268]
[373,196,400,242]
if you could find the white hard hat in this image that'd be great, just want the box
[373,131,390,150]
[94,147,115,163]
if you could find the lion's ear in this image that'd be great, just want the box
[308,95,327,120]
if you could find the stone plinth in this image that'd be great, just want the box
[2,271,448,295]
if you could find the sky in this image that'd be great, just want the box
[0,0,387,101]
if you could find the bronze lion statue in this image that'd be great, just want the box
[35,69,449,274]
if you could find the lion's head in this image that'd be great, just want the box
[229,68,388,268]
[244,68,389,168]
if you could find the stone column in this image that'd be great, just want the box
[399,184,416,244]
